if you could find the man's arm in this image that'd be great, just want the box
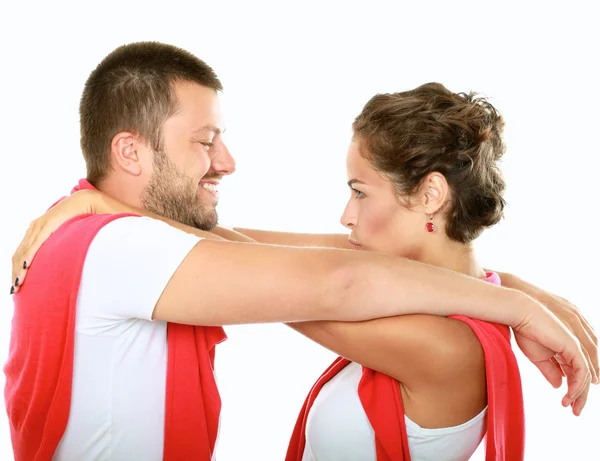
[154,240,528,325]
[153,238,527,326]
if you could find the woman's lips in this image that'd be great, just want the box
[348,239,362,251]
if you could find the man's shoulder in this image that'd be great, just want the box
[49,213,140,247]
[37,214,197,271]
[86,215,202,271]
[91,215,199,246]
[79,216,202,322]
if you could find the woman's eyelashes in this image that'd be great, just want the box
[351,187,365,199]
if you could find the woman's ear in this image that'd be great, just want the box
[422,172,449,214]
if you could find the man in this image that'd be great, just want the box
[5,41,595,461]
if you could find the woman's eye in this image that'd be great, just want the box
[352,188,364,199]
[199,142,213,149]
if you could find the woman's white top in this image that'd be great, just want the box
[302,362,487,461]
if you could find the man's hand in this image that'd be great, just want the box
[499,272,599,386]
[535,291,598,384]
[514,334,590,416]
[511,292,593,415]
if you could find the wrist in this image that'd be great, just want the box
[70,189,98,214]
[503,288,542,329]
[70,189,105,213]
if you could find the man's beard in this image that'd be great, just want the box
[140,149,218,231]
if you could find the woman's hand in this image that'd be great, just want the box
[10,190,227,294]
[10,190,132,293]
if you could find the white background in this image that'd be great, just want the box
[1,1,598,459]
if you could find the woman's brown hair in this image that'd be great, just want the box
[353,82,506,244]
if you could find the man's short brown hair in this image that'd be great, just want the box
[79,41,222,185]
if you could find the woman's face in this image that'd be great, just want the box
[341,140,431,259]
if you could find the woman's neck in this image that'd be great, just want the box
[408,238,485,279]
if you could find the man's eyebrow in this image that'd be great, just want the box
[347,179,365,187]
[192,125,225,135]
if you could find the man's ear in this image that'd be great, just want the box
[110,131,145,176]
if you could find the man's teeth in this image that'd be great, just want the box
[201,183,217,192]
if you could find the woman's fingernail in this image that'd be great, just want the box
[14,277,19,287]
[10,286,14,295]
[23,261,27,270]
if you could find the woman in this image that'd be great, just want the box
[285,83,524,460]
[8,83,595,459]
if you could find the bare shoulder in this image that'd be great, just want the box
[373,314,486,383]
[398,315,487,428]
[416,315,484,365]
[291,313,487,427]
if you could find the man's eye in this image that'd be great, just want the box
[200,142,213,149]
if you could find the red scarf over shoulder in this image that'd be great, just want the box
[4,179,227,461]
[285,273,525,461]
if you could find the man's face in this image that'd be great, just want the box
[141,81,235,230]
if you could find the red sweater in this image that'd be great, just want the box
[4,179,227,460]
[285,273,525,461]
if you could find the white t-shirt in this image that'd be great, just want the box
[52,216,203,461]
[303,362,487,461]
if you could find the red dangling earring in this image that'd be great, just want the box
[426,214,435,233]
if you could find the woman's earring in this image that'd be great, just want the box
[426,214,435,233]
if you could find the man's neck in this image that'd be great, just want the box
[95,175,144,210]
